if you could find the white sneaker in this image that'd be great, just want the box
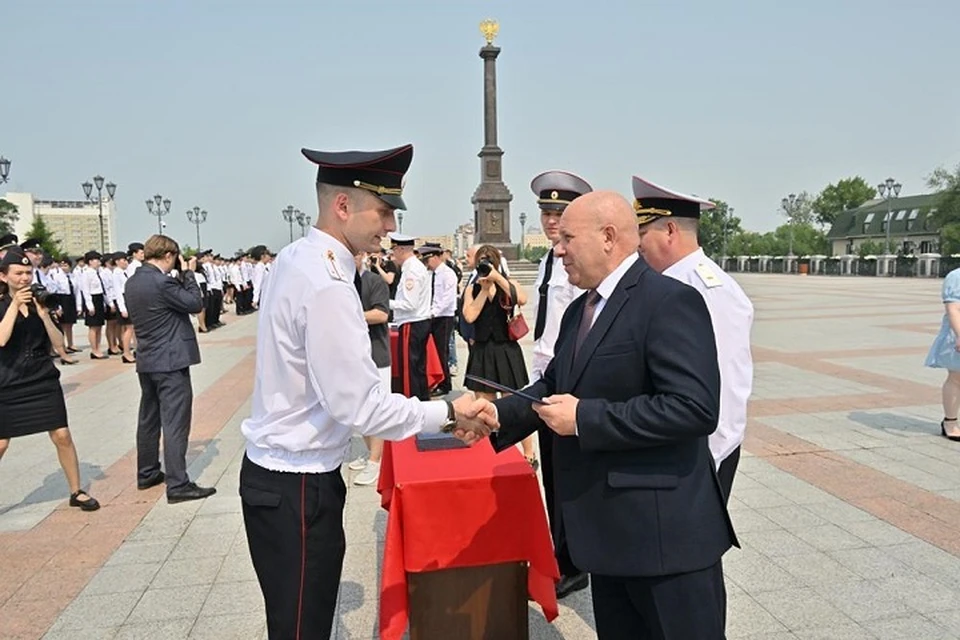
[348,456,367,471]
[353,461,380,486]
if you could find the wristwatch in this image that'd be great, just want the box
[440,400,458,433]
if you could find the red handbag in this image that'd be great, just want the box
[502,283,529,341]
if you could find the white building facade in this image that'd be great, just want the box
[3,191,117,256]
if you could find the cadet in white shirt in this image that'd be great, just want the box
[80,251,108,359]
[420,243,457,395]
[633,174,754,502]
[125,242,144,278]
[239,143,495,640]
[112,253,136,363]
[527,169,593,599]
[388,233,432,400]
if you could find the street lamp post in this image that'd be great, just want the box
[281,205,296,243]
[722,206,733,261]
[145,194,172,235]
[878,177,902,255]
[780,193,805,261]
[81,175,117,253]
[186,207,208,251]
[0,156,11,184]
[518,211,527,256]
[397,211,404,234]
[295,210,311,237]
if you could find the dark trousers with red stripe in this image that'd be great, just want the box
[429,315,455,394]
[240,455,346,640]
[392,319,431,400]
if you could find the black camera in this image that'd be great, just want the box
[476,258,493,277]
[30,284,59,310]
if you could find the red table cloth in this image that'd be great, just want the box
[389,328,445,389]
[376,437,560,640]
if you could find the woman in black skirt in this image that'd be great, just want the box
[0,249,100,511]
[461,244,537,466]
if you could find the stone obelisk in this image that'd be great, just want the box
[470,19,516,260]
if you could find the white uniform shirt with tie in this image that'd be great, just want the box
[389,257,431,325]
[663,248,754,466]
[80,266,105,313]
[530,248,584,381]
[240,228,448,473]
[430,262,458,318]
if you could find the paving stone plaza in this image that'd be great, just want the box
[1,273,959,639]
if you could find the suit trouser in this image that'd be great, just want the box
[591,561,726,640]
[136,368,193,490]
[716,445,741,504]
[538,427,579,577]
[429,316,455,393]
[392,319,431,400]
[240,455,346,640]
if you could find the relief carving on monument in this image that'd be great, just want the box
[485,160,500,179]
[487,210,504,235]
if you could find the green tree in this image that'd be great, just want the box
[812,177,877,227]
[26,215,64,259]
[856,240,885,257]
[929,164,960,254]
[698,198,743,257]
[521,245,549,262]
[0,199,18,236]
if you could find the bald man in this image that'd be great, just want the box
[488,191,737,639]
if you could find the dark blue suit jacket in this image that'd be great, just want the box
[492,256,737,578]
[125,264,204,374]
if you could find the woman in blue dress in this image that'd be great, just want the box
[925,267,960,441]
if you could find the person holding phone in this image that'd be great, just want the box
[0,248,100,511]
[124,234,216,503]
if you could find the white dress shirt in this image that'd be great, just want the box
[663,248,754,466]
[588,252,639,326]
[240,228,447,473]
[125,259,142,278]
[430,262,458,318]
[252,262,266,304]
[112,267,129,316]
[80,266,105,312]
[100,266,117,309]
[389,257,431,325]
[51,267,71,295]
[530,248,584,381]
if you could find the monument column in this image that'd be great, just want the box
[471,19,515,259]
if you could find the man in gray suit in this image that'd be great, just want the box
[125,234,216,503]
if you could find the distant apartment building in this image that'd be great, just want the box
[826,193,941,256]
[3,191,117,256]
[522,226,551,250]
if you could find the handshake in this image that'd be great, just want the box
[447,393,500,445]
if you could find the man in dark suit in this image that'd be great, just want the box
[125,234,216,503]
[482,191,737,639]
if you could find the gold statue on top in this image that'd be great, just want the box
[479,19,499,45]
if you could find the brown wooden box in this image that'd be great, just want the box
[408,561,528,640]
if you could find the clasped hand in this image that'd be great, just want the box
[449,393,499,445]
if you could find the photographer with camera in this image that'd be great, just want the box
[461,244,536,465]
[124,234,216,503]
[0,248,100,511]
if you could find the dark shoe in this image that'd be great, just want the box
[556,573,589,599]
[90,353,109,360]
[69,490,101,512]
[60,357,78,365]
[941,420,960,442]
[122,356,136,364]
[167,483,217,504]
[138,472,165,490]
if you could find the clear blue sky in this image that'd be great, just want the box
[2,0,957,254]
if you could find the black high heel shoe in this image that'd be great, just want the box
[940,419,960,442]
[89,353,109,360]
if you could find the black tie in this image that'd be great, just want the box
[430,271,436,305]
[574,290,601,360]
[354,271,363,298]
[533,250,554,340]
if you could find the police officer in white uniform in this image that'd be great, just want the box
[633,174,754,501]
[388,232,432,400]
[239,143,495,640]
[527,170,593,599]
